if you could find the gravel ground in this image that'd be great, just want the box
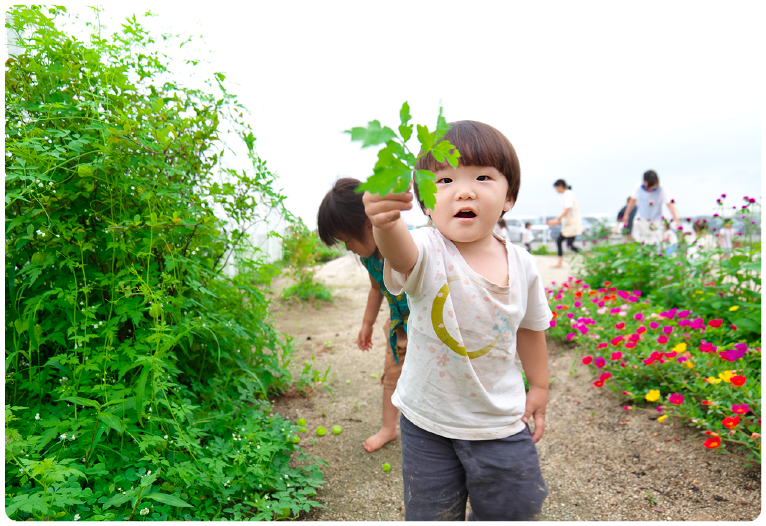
[270,254,761,521]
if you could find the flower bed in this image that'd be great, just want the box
[546,278,761,466]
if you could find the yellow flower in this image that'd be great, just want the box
[684,360,694,369]
[695,290,703,294]
[706,376,721,384]
[719,370,735,383]
[729,306,739,311]
[672,343,687,353]
[658,415,667,423]
[645,389,661,402]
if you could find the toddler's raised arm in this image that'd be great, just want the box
[362,190,418,277]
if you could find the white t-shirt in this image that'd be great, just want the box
[632,183,670,222]
[663,228,678,245]
[384,228,552,440]
[522,228,534,244]
[719,227,734,250]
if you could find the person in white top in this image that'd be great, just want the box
[363,120,552,521]
[621,170,681,244]
[546,179,583,268]
[662,221,679,256]
[718,219,734,255]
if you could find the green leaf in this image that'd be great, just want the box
[102,491,134,509]
[78,165,93,177]
[59,396,101,409]
[434,106,450,141]
[144,492,194,508]
[399,101,413,142]
[134,365,150,423]
[415,170,437,210]
[98,412,124,434]
[345,120,396,148]
[416,124,435,152]
[88,423,109,459]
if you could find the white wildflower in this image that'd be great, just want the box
[139,508,149,516]
[59,433,67,440]
[74,514,80,521]
[35,413,40,420]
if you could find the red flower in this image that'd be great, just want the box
[629,334,640,342]
[599,372,612,381]
[604,281,611,286]
[636,326,647,334]
[552,311,558,319]
[704,437,721,449]
[582,356,593,365]
[701,400,712,406]
[708,319,723,328]
[722,416,740,429]
[657,335,668,344]
[615,322,625,330]
[664,351,677,359]
[625,342,636,349]
[611,351,622,360]
[594,380,604,387]
[611,336,623,346]
[574,291,582,298]
[596,343,608,349]
[642,358,655,365]
[730,324,738,331]
[731,375,746,386]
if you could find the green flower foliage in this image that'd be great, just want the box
[346,102,460,210]
[279,220,335,303]
[5,6,325,520]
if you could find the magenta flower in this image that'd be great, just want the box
[574,301,582,308]
[676,355,688,363]
[611,351,622,360]
[566,312,575,319]
[650,321,660,330]
[615,322,625,330]
[628,334,640,343]
[596,343,608,349]
[594,357,606,368]
[669,393,684,405]
[734,343,747,351]
[662,326,673,335]
[657,335,669,344]
[549,320,556,328]
[610,307,620,315]
[732,404,750,415]
[566,333,576,341]
[636,326,647,334]
[634,313,644,321]
[599,372,612,381]
[678,310,690,318]
[597,301,605,307]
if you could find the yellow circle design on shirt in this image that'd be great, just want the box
[431,276,500,359]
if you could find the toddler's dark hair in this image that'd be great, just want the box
[553,179,571,190]
[317,177,368,246]
[643,170,659,187]
[693,221,708,234]
[413,120,520,215]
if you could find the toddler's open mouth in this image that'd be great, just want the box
[455,209,477,218]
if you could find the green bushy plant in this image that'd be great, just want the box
[280,221,334,303]
[5,6,324,520]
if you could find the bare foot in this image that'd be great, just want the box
[549,264,564,268]
[363,427,398,452]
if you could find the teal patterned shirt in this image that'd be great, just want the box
[360,255,410,364]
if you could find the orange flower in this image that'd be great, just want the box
[589,291,598,296]
[574,291,582,298]
[704,437,721,449]
[722,416,740,429]
[552,311,558,320]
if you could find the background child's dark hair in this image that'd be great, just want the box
[413,120,520,215]
[693,221,708,234]
[497,217,506,228]
[525,222,532,228]
[553,179,571,190]
[317,177,368,246]
[643,170,659,187]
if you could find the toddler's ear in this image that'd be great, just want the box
[503,198,514,212]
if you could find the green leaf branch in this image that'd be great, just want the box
[345,102,460,210]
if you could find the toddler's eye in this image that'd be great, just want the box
[477,175,490,181]
[437,177,452,184]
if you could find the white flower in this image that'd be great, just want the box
[60,433,67,440]
[93,324,98,329]
[49,182,54,186]
[35,413,40,420]
[36,230,43,235]
[74,514,80,521]
[140,508,149,516]
[38,183,43,188]
[164,435,168,439]
[71,435,75,440]
[147,470,151,475]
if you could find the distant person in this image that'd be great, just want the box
[546,179,582,268]
[522,222,534,252]
[621,170,680,244]
[494,217,509,239]
[317,178,409,453]
[616,197,637,241]
[687,220,716,260]
[718,218,734,255]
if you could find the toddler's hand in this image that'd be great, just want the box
[522,386,548,443]
[357,323,374,351]
[362,190,413,230]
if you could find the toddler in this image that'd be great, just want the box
[523,221,534,252]
[363,120,552,520]
[317,178,409,452]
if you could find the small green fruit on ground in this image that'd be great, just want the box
[382,463,391,472]
[311,439,316,445]
[346,380,351,384]
[297,418,306,426]
[291,435,300,444]
[332,425,342,435]
[316,426,326,436]
[298,427,307,433]
[370,374,378,379]
[281,508,291,518]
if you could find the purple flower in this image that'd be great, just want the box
[678,310,690,318]
[594,357,606,368]
[719,346,745,362]
[734,343,747,352]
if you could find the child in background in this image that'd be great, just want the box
[363,120,552,521]
[523,222,534,252]
[317,178,410,452]
[662,221,678,257]
[493,217,508,239]
[687,221,716,261]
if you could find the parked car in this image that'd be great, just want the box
[502,216,549,243]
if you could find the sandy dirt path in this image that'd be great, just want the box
[270,254,760,521]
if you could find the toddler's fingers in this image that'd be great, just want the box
[531,414,545,443]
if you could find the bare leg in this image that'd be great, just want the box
[549,256,564,268]
[363,387,399,452]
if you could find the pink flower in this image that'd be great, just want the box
[596,343,608,349]
[600,372,612,381]
[610,307,621,315]
[594,357,606,368]
[625,341,636,349]
[566,312,575,319]
[732,404,750,415]
[623,406,631,411]
[634,313,644,321]
[657,335,668,344]
[669,393,684,405]
[615,322,625,330]
[582,356,593,365]
[636,326,647,334]
[662,326,673,335]
[610,336,623,346]
[597,308,607,315]
[650,321,660,329]
[611,351,622,360]
[678,310,690,318]
[549,320,557,328]
[628,334,640,343]
[574,301,582,308]
[566,333,576,341]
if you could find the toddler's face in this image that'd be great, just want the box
[427,165,512,245]
[335,232,377,258]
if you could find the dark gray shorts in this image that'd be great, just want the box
[400,414,548,521]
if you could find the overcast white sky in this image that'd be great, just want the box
[74,2,763,228]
